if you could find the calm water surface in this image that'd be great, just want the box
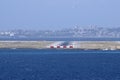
[0,49,120,80]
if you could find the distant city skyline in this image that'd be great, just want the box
[0,0,120,30]
[1,26,120,38]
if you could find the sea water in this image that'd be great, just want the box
[0,49,120,80]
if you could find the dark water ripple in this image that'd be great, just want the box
[0,49,120,80]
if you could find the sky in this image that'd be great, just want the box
[0,0,120,30]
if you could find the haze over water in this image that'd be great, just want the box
[1,0,120,30]
[1,0,120,80]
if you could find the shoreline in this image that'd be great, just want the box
[0,41,120,50]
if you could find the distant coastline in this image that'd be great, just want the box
[1,27,120,39]
[0,41,120,50]
[0,37,120,41]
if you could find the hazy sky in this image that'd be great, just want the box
[0,0,120,30]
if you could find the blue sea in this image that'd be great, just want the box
[0,49,120,80]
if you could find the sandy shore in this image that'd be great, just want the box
[74,41,120,50]
[0,41,53,49]
[0,41,120,50]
